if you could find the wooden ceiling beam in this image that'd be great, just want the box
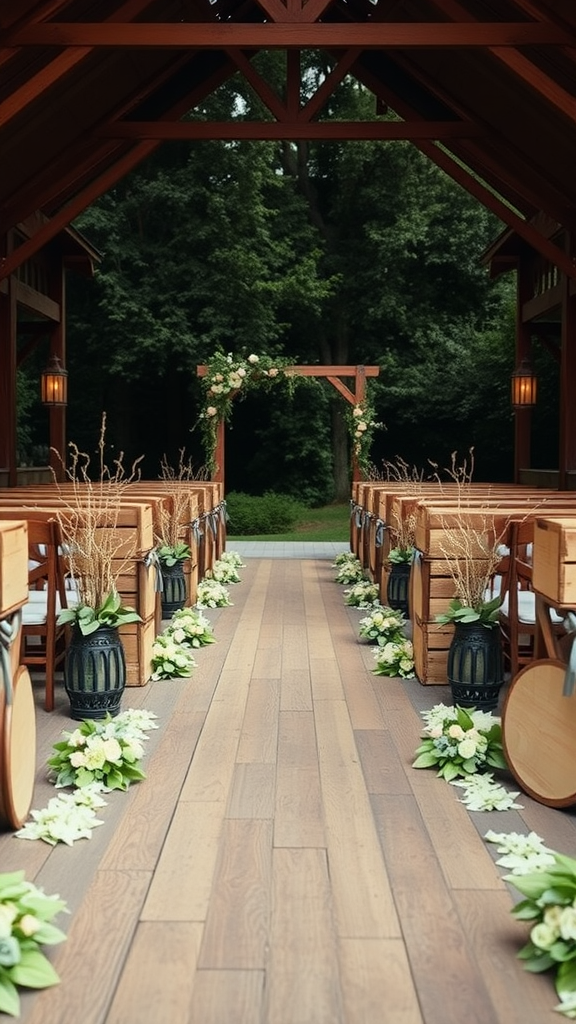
[298,48,361,121]
[427,0,576,122]
[96,119,484,140]
[376,49,572,220]
[419,140,576,282]
[0,0,72,65]
[0,0,170,130]
[350,58,576,275]
[0,54,241,278]
[225,50,287,121]
[9,23,574,48]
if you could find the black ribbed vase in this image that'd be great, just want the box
[160,560,187,619]
[386,562,411,618]
[447,621,504,712]
[64,625,126,720]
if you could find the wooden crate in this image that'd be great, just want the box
[533,516,576,605]
[119,616,157,687]
[414,505,509,559]
[412,615,453,685]
[0,520,29,616]
[114,558,158,623]
[410,556,456,622]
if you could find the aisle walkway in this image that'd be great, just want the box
[3,554,575,1024]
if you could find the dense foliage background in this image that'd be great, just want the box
[18,59,538,502]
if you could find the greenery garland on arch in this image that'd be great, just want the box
[345,395,384,478]
[196,350,382,478]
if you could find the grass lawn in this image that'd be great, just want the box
[227,502,350,542]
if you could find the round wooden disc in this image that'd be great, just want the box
[0,665,37,830]
[502,659,576,807]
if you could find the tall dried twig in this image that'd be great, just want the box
[50,414,143,609]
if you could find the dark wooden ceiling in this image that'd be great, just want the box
[1,0,575,280]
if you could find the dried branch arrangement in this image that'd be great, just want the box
[51,415,143,609]
[154,450,199,558]
[435,450,508,619]
[383,457,426,555]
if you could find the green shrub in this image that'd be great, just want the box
[226,491,306,535]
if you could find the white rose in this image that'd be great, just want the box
[248,354,259,364]
[206,406,218,417]
[458,738,478,760]
[559,907,576,941]
[530,922,558,950]
[356,421,367,432]
[268,367,279,377]
[353,406,363,417]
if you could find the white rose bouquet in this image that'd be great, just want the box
[0,871,68,1017]
[151,634,197,680]
[344,581,380,608]
[372,638,415,678]
[358,606,405,642]
[47,712,152,791]
[196,579,232,608]
[505,852,576,1018]
[163,607,216,648]
[412,703,506,781]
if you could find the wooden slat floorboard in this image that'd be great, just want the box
[2,555,576,1022]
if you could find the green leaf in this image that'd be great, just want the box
[0,976,20,1017]
[9,948,61,989]
[556,960,576,998]
[440,761,461,782]
[504,871,558,899]
[412,751,440,769]
[0,871,25,895]
[510,900,541,921]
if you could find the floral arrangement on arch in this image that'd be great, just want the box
[346,397,384,477]
[197,350,307,473]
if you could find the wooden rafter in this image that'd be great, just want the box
[377,51,572,222]
[0,0,159,130]
[426,0,576,122]
[97,121,483,140]
[8,23,573,48]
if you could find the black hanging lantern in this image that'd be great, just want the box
[511,359,537,409]
[41,354,68,406]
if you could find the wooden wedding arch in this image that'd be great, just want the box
[197,363,380,488]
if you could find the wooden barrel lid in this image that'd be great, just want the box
[502,659,576,807]
[0,665,36,830]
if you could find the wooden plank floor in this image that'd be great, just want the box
[3,555,576,1023]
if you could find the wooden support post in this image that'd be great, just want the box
[558,231,576,489]
[0,275,18,486]
[514,267,533,483]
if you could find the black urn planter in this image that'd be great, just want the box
[447,621,504,712]
[64,625,126,720]
[386,561,411,618]
[160,560,187,619]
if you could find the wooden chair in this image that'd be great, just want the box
[20,519,70,712]
[498,519,565,680]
